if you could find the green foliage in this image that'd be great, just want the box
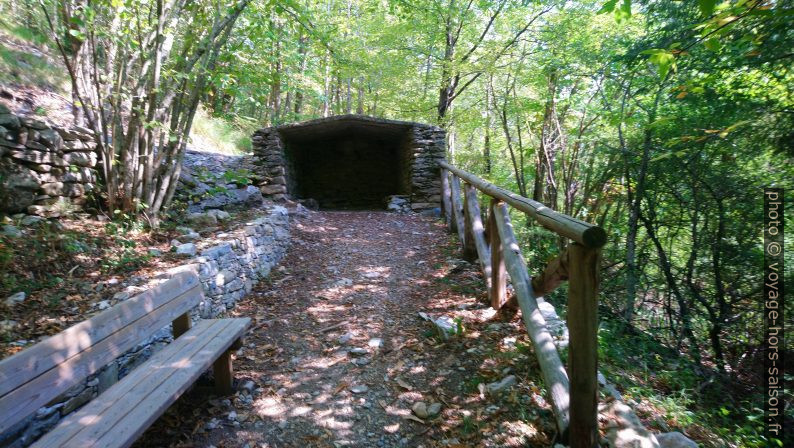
[102,216,151,273]
[460,415,480,435]
[189,106,256,154]
[222,169,254,187]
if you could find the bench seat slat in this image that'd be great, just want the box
[0,272,200,399]
[31,317,250,448]
[0,281,203,434]
[26,319,224,448]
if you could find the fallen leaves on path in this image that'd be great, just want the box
[134,211,555,448]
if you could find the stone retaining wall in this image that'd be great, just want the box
[0,107,99,217]
[0,207,290,448]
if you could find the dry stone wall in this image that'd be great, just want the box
[406,125,446,210]
[0,107,98,217]
[0,206,290,448]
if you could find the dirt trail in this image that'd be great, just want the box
[137,211,555,448]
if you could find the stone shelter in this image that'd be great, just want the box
[251,115,446,211]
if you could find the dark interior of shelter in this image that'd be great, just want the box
[279,122,413,209]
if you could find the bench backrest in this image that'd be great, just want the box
[0,271,203,434]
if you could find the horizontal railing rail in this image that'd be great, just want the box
[439,162,603,448]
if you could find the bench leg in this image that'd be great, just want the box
[213,351,234,395]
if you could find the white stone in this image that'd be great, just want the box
[431,316,456,340]
[350,385,368,394]
[4,291,26,306]
[348,347,369,357]
[656,432,696,448]
[485,375,517,394]
[603,401,661,448]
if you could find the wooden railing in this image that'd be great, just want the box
[439,161,606,448]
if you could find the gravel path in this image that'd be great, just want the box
[135,211,555,448]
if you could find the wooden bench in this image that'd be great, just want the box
[0,271,250,448]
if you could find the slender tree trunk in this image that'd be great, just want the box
[484,75,492,174]
[356,78,365,114]
[294,33,307,116]
[623,85,662,326]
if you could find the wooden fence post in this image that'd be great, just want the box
[488,199,506,309]
[441,168,453,232]
[567,243,601,448]
[461,182,480,262]
[463,183,491,286]
[449,174,469,254]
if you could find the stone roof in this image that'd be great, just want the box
[260,114,439,142]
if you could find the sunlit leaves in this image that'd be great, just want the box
[639,48,676,79]
[597,0,632,22]
[698,0,718,17]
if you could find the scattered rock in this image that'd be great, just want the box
[186,212,218,227]
[175,243,197,256]
[333,278,353,287]
[368,338,383,349]
[386,195,410,213]
[337,332,354,344]
[411,402,429,418]
[350,385,369,394]
[288,204,311,218]
[486,323,504,332]
[430,315,457,340]
[348,347,369,357]
[19,215,44,226]
[0,320,19,332]
[206,209,231,221]
[205,418,221,430]
[656,432,696,448]
[112,291,130,302]
[96,300,111,310]
[4,291,26,306]
[177,231,201,242]
[602,401,661,448]
[1,224,22,237]
[486,375,517,394]
[240,380,256,394]
[147,248,163,257]
[427,402,442,417]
